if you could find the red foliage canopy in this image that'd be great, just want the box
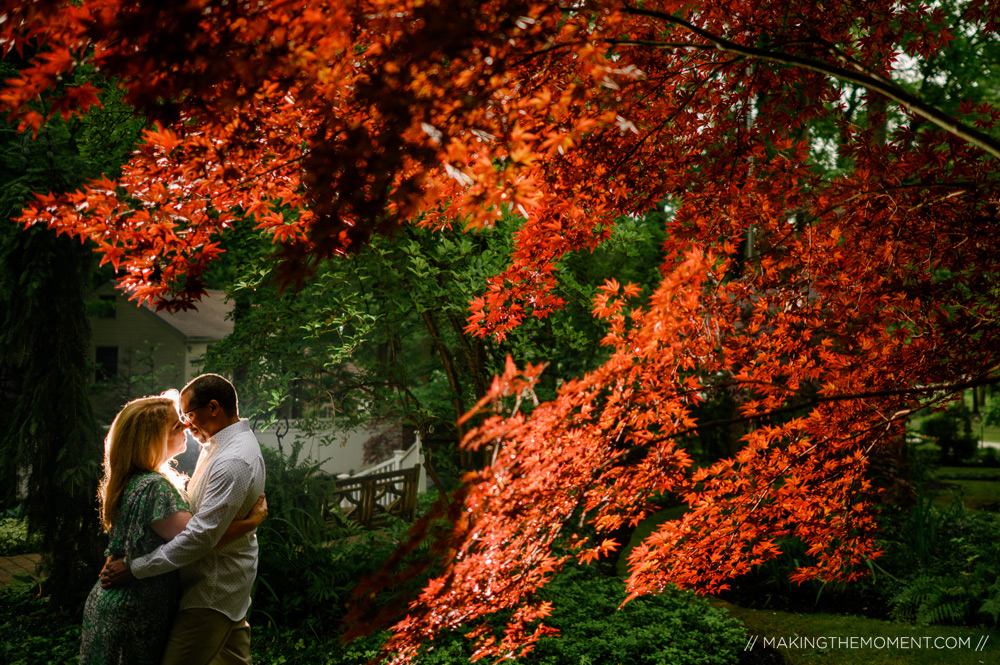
[4,0,1000,661]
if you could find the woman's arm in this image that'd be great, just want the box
[150,493,268,546]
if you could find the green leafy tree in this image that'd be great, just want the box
[0,62,143,603]
[206,212,666,473]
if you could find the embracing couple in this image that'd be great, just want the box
[80,373,267,665]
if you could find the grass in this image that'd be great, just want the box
[929,466,1000,512]
[907,390,1000,444]
[931,480,1000,511]
[713,598,1000,665]
[936,467,1000,481]
[963,390,1000,443]
[978,425,1000,444]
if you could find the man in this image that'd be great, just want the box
[102,373,266,665]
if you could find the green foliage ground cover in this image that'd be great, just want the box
[251,565,745,665]
[523,567,744,665]
[0,584,81,665]
[0,510,40,556]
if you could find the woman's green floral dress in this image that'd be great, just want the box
[79,472,189,665]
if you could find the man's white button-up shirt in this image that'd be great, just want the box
[131,419,266,621]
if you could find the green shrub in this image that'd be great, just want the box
[529,567,744,665]
[414,565,745,665]
[0,518,36,556]
[882,497,1000,627]
[0,506,42,556]
[978,447,1000,468]
[0,584,81,664]
[253,443,440,632]
[253,442,360,627]
[922,404,978,464]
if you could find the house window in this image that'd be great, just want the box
[96,346,119,382]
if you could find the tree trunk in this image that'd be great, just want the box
[421,310,467,436]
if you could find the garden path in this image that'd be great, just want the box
[0,553,40,587]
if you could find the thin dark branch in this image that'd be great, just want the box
[753,180,987,260]
[608,57,738,174]
[595,373,998,478]
[512,39,588,68]
[615,5,1000,160]
[670,373,1000,442]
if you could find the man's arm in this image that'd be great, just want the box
[131,457,253,579]
[149,494,267,543]
[100,492,266,588]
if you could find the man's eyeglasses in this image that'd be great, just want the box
[179,403,207,425]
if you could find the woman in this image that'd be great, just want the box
[79,395,266,665]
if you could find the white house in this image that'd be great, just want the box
[89,282,233,394]
[88,283,424,491]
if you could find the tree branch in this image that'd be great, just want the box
[615,5,1000,160]
[669,373,1000,444]
[609,57,737,174]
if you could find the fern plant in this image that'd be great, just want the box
[891,574,972,625]
[979,575,1000,627]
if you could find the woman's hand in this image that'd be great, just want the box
[215,494,268,548]
[100,556,135,589]
[246,493,268,527]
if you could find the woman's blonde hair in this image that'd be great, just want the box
[97,395,182,531]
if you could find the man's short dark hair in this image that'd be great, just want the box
[182,373,238,417]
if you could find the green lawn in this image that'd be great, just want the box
[712,598,1000,665]
[935,467,1000,481]
[931,479,1000,511]
[931,467,1000,511]
[907,390,1000,444]
[963,390,1000,443]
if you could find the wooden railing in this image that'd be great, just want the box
[325,465,419,529]
[354,444,418,477]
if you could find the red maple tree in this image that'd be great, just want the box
[4,0,1000,661]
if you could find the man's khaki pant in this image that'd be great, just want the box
[160,608,252,665]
